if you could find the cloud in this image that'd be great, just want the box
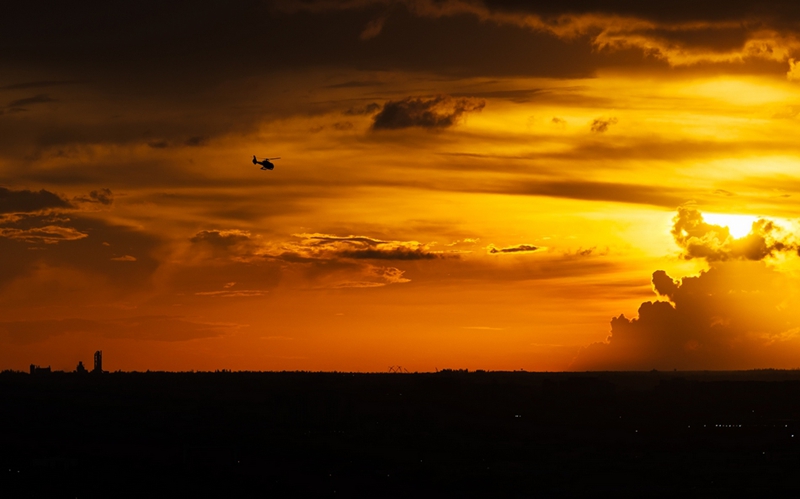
[183,136,207,147]
[487,243,541,254]
[194,289,268,298]
[0,225,88,244]
[497,179,691,208]
[328,265,410,288]
[0,187,71,214]
[0,211,162,294]
[6,94,56,108]
[185,230,440,290]
[671,207,797,261]
[344,102,381,115]
[572,260,800,370]
[788,58,800,81]
[371,95,485,130]
[590,117,618,133]
[73,188,113,206]
[289,233,446,260]
[110,255,137,262]
[361,15,388,40]
[333,121,354,131]
[281,0,800,66]
[191,229,253,246]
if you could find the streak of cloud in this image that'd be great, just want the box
[487,243,541,254]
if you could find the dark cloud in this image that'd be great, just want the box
[184,136,207,147]
[671,207,797,261]
[6,94,56,108]
[0,187,71,214]
[339,246,441,260]
[73,188,114,206]
[572,260,800,370]
[590,117,618,133]
[568,246,598,257]
[487,243,540,254]
[278,0,800,67]
[371,95,485,130]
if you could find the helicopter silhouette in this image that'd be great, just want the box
[253,155,280,170]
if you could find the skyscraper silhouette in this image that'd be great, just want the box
[93,350,103,374]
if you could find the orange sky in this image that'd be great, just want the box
[2,1,800,371]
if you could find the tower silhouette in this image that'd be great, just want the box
[93,350,103,374]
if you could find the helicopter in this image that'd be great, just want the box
[252,155,280,170]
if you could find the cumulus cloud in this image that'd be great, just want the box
[671,207,797,261]
[573,208,800,370]
[371,95,485,130]
[487,243,541,254]
[572,261,800,370]
[590,117,618,133]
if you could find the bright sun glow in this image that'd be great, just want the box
[703,213,759,239]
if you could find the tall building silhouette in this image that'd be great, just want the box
[93,350,103,374]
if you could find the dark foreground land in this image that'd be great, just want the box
[3,370,800,498]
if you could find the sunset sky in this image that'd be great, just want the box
[3,0,800,372]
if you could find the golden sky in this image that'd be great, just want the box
[2,0,800,371]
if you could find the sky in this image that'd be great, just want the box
[3,0,800,372]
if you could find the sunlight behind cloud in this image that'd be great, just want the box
[702,213,760,239]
